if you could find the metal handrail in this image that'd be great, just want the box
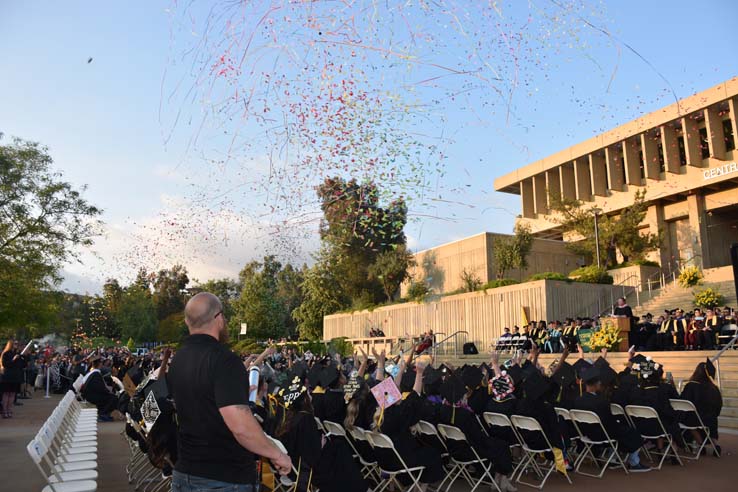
[574,273,642,319]
[711,330,738,390]
[429,330,469,359]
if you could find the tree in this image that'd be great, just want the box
[317,177,408,306]
[101,278,123,338]
[0,136,101,335]
[492,224,533,279]
[152,265,189,320]
[232,256,289,340]
[275,264,306,338]
[293,249,350,340]
[549,190,660,268]
[194,277,241,340]
[460,268,482,292]
[117,286,158,343]
[368,245,415,301]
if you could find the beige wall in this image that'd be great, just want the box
[402,233,583,296]
[326,280,620,349]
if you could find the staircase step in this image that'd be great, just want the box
[720,407,738,418]
[719,416,738,429]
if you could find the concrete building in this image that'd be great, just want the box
[494,77,738,271]
[401,232,582,296]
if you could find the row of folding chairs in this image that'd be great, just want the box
[122,414,172,492]
[492,336,529,353]
[27,390,99,492]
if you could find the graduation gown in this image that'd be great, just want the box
[514,397,563,450]
[631,384,682,444]
[81,371,117,413]
[572,392,642,453]
[279,411,367,492]
[315,390,346,424]
[680,380,722,438]
[376,392,443,483]
[484,397,518,444]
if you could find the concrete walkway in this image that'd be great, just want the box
[3,392,738,491]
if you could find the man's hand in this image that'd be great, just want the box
[272,452,292,476]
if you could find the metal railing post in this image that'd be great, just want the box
[716,358,722,391]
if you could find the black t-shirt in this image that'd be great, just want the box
[167,334,255,484]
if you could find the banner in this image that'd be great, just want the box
[577,329,593,353]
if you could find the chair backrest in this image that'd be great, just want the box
[314,417,325,432]
[511,415,554,452]
[510,415,542,432]
[347,426,368,443]
[416,420,440,437]
[610,403,626,416]
[625,404,659,420]
[323,420,346,437]
[437,423,467,442]
[483,411,513,428]
[669,398,697,413]
[569,409,602,426]
[72,375,84,392]
[367,431,394,449]
[554,407,571,420]
[26,439,46,464]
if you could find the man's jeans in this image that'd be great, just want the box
[171,470,256,492]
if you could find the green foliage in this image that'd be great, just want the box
[527,272,570,281]
[460,268,483,292]
[569,265,614,284]
[157,312,187,342]
[126,337,135,350]
[194,277,242,340]
[294,249,350,340]
[368,245,415,301]
[0,136,101,337]
[678,266,703,288]
[610,259,661,269]
[152,265,189,321]
[480,278,519,289]
[406,279,432,302]
[328,337,354,357]
[549,190,660,268]
[232,256,289,340]
[492,224,533,279]
[231,338,265,355]
[693,288,724,309]
[117,286,158,342]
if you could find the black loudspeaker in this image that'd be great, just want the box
[730,243,738,304]
[463,342,478,355]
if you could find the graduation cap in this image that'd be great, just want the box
[440,373,466,404]
[581,366,601,385]
[551,362,576,389]
[506,365,524,386]
[572,359,592,379]
[291,362,308,381]
[461,365,483,391]
[522,370,550,401]
[319,365,341,388]
[630,355,661,379]
[705,358,716,378]
[278,375,308,409]
[343,374,363,404]
[126,365,144,386]
[520,360,537,379]
[593,357,617,385]
[423,366,443,394]
[400,368,417,393]
[490,373,515,400]
[141,378,173,432]
[307,364,323,388]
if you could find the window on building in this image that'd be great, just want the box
[677,136,687,166]
[657,141,665,172]
[723,118,735,152]
[699,127,710,158]
[638,149,645,178]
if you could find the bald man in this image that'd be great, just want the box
[167,292,291,491]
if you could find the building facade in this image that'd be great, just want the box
[494,77,738,271]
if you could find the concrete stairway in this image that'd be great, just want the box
[633,280,737,317]
[439,350,738,430]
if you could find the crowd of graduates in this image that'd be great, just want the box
[119,335,724,492]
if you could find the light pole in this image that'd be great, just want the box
[592,208,601,268]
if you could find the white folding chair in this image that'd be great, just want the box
[510,415,572,489]
[483,412,525,478]
[266,436,303,492]
[568,409,628,478]
[670,399,720,459]
[323,421,364,469]
[367,431,425,492]
[437,423,501,492]
[554,407,581,462]
[626,405,683,470]
[27,438,98,492]
[314,416,326,433]
[346,426,381,483]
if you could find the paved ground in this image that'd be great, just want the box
[3,393,736,491]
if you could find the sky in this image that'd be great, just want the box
[1,0,737,294]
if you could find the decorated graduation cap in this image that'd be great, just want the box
[343,373,363,404]
[490,372,515,401]
[140,378,173,432]
[630,354,661,379]
[551,362,576,389]
[278,375,308,409]
[461,365,483,391]
[593,357,617,386]
[440,373,466,405]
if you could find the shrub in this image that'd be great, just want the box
[328,337,354,357]
[610,259,660,269]
[693,288,724,309]
[678,266,703,288]
[480,279,519,289]
[527,272,570,282]
[569,265,614,284]
[460,268,482,292]
[588,318,623,351]
[406,280,431,301]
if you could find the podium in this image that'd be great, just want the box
[609,316,631,352]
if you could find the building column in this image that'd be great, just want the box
[645,203,671,268]
[533,174,548,215]
[521,179,534,218]
[574,158,592,201]
[622,138,642,185]
[729,97,738,150]
[686,192,711,269]
[641,130,661,179]
[560,162,576,200]
[605,145,624,191]
[661,124,681,173]
[681,115,703,167]
[546,169,561,202]
[589,153,608,196]
[705,106,726,160]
